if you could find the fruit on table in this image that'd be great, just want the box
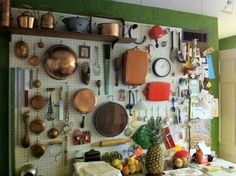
[111,156,142,175]
[111,158,120,167]
[174,158,183,168]
[145,117,165,174]
[122,165,129,176]
[172,149,189,168]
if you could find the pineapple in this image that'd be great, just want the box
[145,116,165,175]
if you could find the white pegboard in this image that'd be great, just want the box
[10,9,190,176]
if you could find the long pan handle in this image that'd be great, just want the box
[103,44,111,95]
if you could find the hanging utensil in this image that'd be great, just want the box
[46,88,55,121]
[37,38,45,48]
[22,111,30,148]
[177,32,185,63]
[81,62,90,85]
[137,110,142,121]
[143,109,148,121]
[103,44,111,95]
[171,97,176,112]
[59,87,64,121]
[126,90,135,116]
[148,25,164,48]
[93,46,101,75]
[47,124,59,139]
[113,57,122,86]
[30,113,45,135]
[24,69,30,107]
[150,107,155,120]
[118,89,126,101]
[73,88,97,128]
[170,31,176,62]
[96,80,101,95]
[31,140,63,158]
[94,101,128,137]
[184,43,193,69]
[33,68,41,88]
[64,84,70,122]
[30,94,46,110]
[28,44,40,66]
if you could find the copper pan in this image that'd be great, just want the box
[30,116,45,135]
[30,94,46,110]
[43,44,78,80]
[73,88,96,128]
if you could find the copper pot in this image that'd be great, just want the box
[97,23,120,37]
[40,10,55,29]
[1,0,10,27]
[43,44,78,80]
[17,10,35,29]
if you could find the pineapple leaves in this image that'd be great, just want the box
[146,117,164,145]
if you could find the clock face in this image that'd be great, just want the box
[152,58,171,77]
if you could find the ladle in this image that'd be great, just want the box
[28,44,40,66]
[33,68,41,88]
[96,80,101,95]
[37,38,45,48]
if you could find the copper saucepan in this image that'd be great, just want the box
[97,23,121,37]
[30,94,46,110]
[31,140,63,158]
[30,116,45,135]
[73,88,96,128]
[43,44,78,80]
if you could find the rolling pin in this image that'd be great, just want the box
[92,138,130,147]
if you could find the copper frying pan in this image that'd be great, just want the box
[73,88,96,128]
[94,102,128,137]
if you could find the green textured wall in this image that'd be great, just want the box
[0,0,219,175]
[0,32,9,175]
[219,35,236,50]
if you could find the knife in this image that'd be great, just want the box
[103,44,111,95]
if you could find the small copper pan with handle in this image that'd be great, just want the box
[73,88,96,128]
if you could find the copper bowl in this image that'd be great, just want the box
[43,44,78,80]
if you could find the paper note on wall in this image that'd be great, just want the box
[206,55,215,80]
[211,98,219,117]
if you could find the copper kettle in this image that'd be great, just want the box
[40,10,55,29]
[17,10,35,29]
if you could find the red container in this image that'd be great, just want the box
[144,82,170,101]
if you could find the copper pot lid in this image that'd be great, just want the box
[94,102,128,137]
[73,88,96,114]
[43,44,78,80]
